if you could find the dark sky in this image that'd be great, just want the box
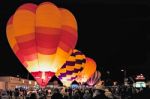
[0,0,150,81]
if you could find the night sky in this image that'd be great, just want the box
[0,0,150,82]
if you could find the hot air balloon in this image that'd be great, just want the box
[55,49,86,86]
[76,57,96,83]
[87,71,101,86]
[6,2,78,88]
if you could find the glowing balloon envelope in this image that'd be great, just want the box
[76,57,96,83]
[55,49,86,86]
[87,71,101,86]
[6,2,78,87]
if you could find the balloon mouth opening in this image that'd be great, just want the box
[31,71,55,88]
[88,83,94,86]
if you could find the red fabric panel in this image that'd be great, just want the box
[59,29,77,52]
[36,27,62,54]
[7,16,13,25]
[37,47,56,54]
[18,3,37,13]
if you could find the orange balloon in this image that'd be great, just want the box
[76,57,96,83]
[6,2,78,88]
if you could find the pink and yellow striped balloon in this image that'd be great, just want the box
[87,71,101,86]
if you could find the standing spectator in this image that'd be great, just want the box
[68,88,72,99]
[46,90,48,96]
[83,90,92,99]
[14,89,19,99]
[72,89,80,99]
[62,89,69,99]
[51,88,63,99]
[104,88,113,99]
[7,90,10,97]
[9,90,13,99]
[30,93,37,99]
[93,89,108,99]
[23,90,27,99]
[79,89,84,99]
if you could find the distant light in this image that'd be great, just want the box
[48,89,51,93]
[121,69,124,72]
[22,80,24,83]
[29,81,32,84]
[35,82,37,85]
[135,74,145,80]
[106,71,110,74]
[17,75,19,77]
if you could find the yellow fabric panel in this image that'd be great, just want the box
[26,59,39,72]
[65,72,78,79]
[74,64,83,69]
[67,55,75,61]
[55,68,66,75]
[65,66,75,71]
[51,48,71,72]
[76,55,85,60]
[37,53,55,72]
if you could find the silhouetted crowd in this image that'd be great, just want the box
[0,85,150,99]
[27,88,109,99]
